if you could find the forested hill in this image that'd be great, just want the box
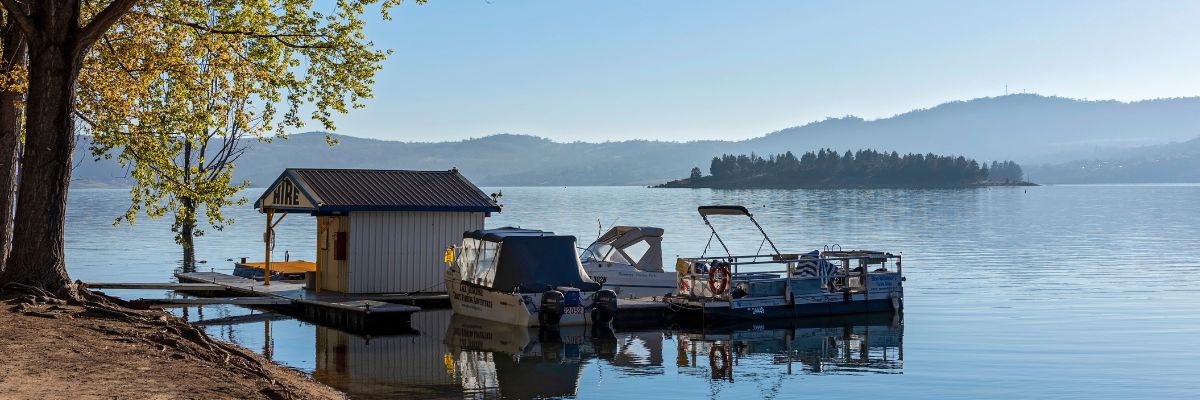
[656,150,1031,189]
[70,94,1200,187]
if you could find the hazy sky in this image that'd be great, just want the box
[317,0,1200,142]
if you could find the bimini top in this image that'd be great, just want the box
[459,227,601,293]
[698,205,751,217]
[254,168,501,214]
[597,226,664,244]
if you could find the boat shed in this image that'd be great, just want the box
[254,168,501,294]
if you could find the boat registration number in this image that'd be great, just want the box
[565,306,585,315]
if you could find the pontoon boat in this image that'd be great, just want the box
[666,206,904,320]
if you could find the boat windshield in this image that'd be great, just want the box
[457,238,500,286]
[581,243,632,265]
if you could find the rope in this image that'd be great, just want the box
[701,232,715,258]
[403,279,449,295]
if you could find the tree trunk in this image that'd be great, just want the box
[0,20,26,273]
[178,138,195,272]
[0,14,84,291]
[179,197,196,273]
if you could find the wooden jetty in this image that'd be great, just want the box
[171,271,421,333]
[93,271,677,331]
[190,312,291,327]
[139,297,293,306]
[86,282,226,291]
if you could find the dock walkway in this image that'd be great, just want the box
[111,271,678,331]
[175,272,420,333]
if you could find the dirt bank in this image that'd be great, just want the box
[0,284,343,400]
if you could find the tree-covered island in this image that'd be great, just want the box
[657,149,1036,189]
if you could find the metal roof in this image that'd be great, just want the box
[255,168,501,213]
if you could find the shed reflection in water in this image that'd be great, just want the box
[307,310,903,399]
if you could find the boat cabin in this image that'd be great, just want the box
[254,168,501,294]
[455,227,600,293]
[580,226,665,273]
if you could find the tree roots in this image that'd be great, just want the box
[1,280,304,399]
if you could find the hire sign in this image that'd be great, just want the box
[263,178,314,209]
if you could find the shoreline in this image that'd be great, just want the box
[0,287,343,400]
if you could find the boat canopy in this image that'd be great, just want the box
[458,227,601,293]
[586,226,665,273]
[463,227,553,242]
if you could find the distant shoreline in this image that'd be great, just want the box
[653,179,1039,189]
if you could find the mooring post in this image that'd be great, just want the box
[264,209,274,286]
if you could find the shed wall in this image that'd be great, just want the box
[317,216,350,292]
[348,211,484,293]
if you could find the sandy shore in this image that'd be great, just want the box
[0,287,343,400]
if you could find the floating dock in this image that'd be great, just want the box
[86,282,227,291]
[94,271,691,332]
[169,272,421,333]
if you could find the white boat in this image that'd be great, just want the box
[446,227,618,327]
[579,226,677,298]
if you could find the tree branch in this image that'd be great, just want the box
[149,12,334,49]
[0,0,33,38]
[77,0,138,49]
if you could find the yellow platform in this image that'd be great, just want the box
[237,260,316,274]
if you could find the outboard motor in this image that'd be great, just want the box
[539,290,566,326]
[591,289,618,325]
[591,324,618,360]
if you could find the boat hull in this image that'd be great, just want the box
[670,289,903,321]
[583,267,677,298]
[445,274,601,327]
[697,297,899,321]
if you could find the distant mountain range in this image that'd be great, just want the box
[71,93,1200,187]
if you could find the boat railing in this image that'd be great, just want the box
[674,252,902,302]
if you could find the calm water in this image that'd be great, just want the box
[65,185,1200,399]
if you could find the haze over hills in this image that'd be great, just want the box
[1026,136,1200,184]
[72,94,1200,187]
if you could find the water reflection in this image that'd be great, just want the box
[674,313,903,380]
[312,311,452,399]
[302,310,902,399]
[72,187,1200,398]
[445,315,621,398]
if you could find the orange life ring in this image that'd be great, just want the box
[708,263,730,295]
[709,343,730,378]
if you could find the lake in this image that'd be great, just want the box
[65,185,1200,399]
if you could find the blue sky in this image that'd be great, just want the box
[318,0,1200,142]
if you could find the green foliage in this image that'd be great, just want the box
[77,0,418,245]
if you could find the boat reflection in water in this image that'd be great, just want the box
[444,315,620,398]
[309,309,903,399]
[674,312,903,381]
